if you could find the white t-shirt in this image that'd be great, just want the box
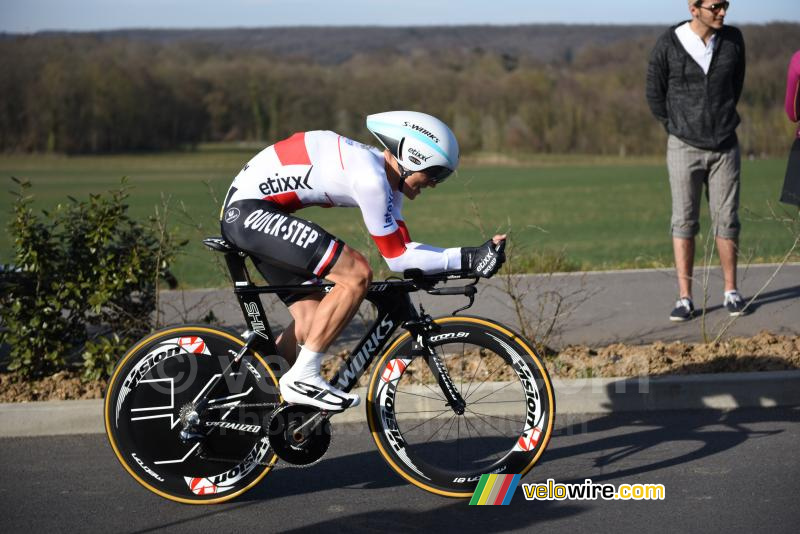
[675,22,716,74]
[225,130,462,273]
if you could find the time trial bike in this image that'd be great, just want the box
[104,236,555,504]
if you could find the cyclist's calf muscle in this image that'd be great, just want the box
[275,295,323,365]
[295,245,372,354]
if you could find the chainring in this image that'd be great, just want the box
[267,405,332,466]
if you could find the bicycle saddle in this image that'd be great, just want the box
[202,236,237,253]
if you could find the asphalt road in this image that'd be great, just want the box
[159,264,800,349]
[2,408,798,533]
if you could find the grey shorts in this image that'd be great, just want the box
[666,134,741,239]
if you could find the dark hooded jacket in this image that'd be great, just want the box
[646,22,746,150]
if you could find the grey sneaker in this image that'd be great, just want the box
[724,290,748,316]
[670,297,695,322]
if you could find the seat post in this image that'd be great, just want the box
[226,252,277,354]
[203,236,278,355]
[224,251,252,286]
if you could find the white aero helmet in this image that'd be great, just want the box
[366,110,459,183]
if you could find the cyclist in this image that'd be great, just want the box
[220,111,506,412]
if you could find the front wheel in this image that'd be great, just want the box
[104,325,281,504]
[366,316,555,497]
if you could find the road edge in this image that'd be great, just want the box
[2,370,799,438]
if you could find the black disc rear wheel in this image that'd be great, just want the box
[104,326,280,504]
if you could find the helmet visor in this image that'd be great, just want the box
[424,165,454,184]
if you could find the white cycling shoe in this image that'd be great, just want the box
[279,373,360,412]
[279,346,360,412]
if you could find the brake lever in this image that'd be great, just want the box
[425,277,479,315]
[452,285,477,315]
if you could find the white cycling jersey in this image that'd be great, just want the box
[224,130,462,273]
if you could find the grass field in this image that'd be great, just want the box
[0,146,795,288]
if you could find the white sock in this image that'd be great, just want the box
[286,346,326,382]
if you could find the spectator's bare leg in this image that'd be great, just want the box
[673,236,695,298]
[716,236,738,292]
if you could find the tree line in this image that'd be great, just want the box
[1,23,796,156]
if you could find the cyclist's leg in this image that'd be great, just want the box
[275,294,323,364]
[278,246,370,410]
[221,199,366,410]
[301,244,372,353]
[275,251,370,368]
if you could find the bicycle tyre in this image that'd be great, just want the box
[104,325,280,504]
[366,316,555,497]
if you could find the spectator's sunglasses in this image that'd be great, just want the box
[694,1,730,13]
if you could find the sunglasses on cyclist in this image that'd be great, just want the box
[424,165,454,184]
[695,1,730,13]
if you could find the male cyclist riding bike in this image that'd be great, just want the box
[220,111,506,412]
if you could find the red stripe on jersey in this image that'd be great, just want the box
[274,132,311,165]
[372,229,407,259]
[397,220,411,243]
[315,241,340,277]
[337,136,345,169]
[263,192,303,213]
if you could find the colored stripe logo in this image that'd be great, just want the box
[469,474,521,505]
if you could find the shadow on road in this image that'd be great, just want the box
[126,407,800,534]
[546,408,796,484]
[746,284,800,312]
[117,405,800,534]
[246,408,798,533]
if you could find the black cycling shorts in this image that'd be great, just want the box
[221,199,344,304]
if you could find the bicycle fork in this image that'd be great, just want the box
[404,312,467,416]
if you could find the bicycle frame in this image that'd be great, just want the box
[218,244,472,397]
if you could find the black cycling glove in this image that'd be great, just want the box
[461,239,506,278]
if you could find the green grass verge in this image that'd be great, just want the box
[0,147,794,288]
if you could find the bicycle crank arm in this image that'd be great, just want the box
[290,410,331,443]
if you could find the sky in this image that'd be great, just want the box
[2,0,799,33]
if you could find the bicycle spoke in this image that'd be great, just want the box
[463,411,507,465]
[421,382,447,401]
[457,416,461,471]
[467,380,520,404]
[459,342,465,395]
[395,388,447,402]
[462,415,499,465]
[463,413,473,443]
[462,347,486,398]
[466,408,526,428]
[460,412,500,469]
[466,408,516,437]
[443,414,458,442]
[469,398,524,405]
[425,413,458,443]
[394,409,455,414]
[464,359,514,402]
[401,409,451,435]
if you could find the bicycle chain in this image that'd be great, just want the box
[204,402,281,410]
[194,403,283,466]
[196,448,278,467]
[267,406,332,468]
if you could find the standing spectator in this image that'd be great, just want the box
[781,50,800,207]
[646,1,747,321]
